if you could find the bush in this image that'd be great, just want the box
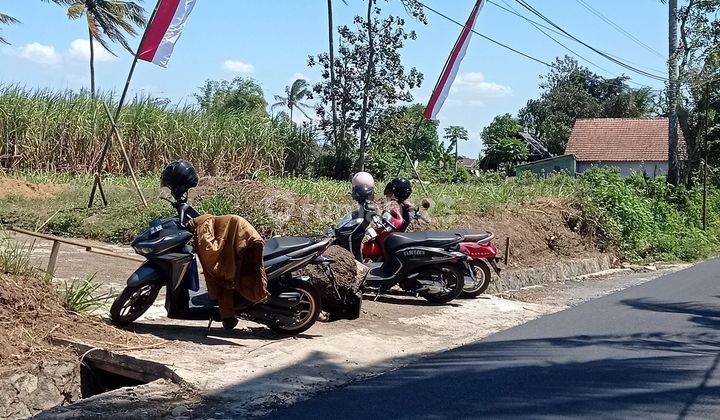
[580,167,720,261]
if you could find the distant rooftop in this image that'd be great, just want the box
[565,118,685,162]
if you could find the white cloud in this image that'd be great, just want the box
[448,72,513,106]
[68,39,117,62]
[223,60,254,74]
[18,43,61,65]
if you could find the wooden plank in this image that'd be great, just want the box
[8,226,115,252]
[47,240,61,275]
[87,248,145,263]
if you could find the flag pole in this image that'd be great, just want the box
[88,0,163,208]
[395,0,483,200]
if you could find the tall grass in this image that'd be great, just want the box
[0,86,316,176]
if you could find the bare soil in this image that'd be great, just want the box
[0,273,161,375]
[0,176,64,200]
[417,198,612,269]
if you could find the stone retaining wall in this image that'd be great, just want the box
[489,255,613,294]
[0,362,80,419]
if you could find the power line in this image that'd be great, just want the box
[513,0,668,82]
[416,0,552,67]
[491,0,660,91]
[487,0,666,76]
[418,1,662,92]
[575,0,665,60]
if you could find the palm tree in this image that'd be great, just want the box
[0,13,19,45]
[55,1,146,98]
[272,79,313,122]
[444,126,469,171]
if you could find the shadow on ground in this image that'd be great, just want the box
[189,296,720,419]
[128,322,320,346]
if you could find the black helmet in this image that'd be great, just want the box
[161,160,198,200]
[384,177,412,201]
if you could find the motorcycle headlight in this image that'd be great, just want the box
[133,246,153,255]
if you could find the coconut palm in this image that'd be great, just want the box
[272,79,313,122]
[0,13,19,45]
[54,0,146,97]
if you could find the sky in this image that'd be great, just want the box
[0,0,669,158]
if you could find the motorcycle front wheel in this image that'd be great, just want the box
[268,278,321,335]
[110,283,162,326]
[461,259,492,298]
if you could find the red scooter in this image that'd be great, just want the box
[362,200,501,298]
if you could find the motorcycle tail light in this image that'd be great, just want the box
[459,242,497,259]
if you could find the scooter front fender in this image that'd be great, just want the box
[127,262,162,288]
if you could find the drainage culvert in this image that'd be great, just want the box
[1,339,184,419]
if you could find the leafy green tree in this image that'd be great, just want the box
[519,56,656,155]
[309,2,425,178]
[365,104,439,179]
[673,0,720,182]
[52,0,146,98]
[443,126,469,171]
[271,78,313,122]
[195,77,267,114]
[0,12,19,45]
[481,113,527,170]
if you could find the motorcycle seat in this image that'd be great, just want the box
[455,230,493,243]
[263,236,315,260]
[384,231,462,254]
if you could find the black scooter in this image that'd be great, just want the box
[334,200,466,304]
[110,193,331,335]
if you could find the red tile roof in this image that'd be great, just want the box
[565,118,685,162]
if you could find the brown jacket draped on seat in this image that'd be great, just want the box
[193,214,268,319]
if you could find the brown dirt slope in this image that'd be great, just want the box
[0,176,64,200]
[0,274,161,374]
[191,177,336,237]
[416,198,610,269]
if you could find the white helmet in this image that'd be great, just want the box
[351,172,375,203]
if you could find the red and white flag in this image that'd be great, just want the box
[424,0,485,120]
[138,0,197,68]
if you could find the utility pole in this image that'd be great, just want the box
[703,84,710,230]
[667,0,680,186]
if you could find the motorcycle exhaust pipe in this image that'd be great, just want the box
[416,279,445,294]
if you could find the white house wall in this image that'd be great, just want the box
[577,161,668,178]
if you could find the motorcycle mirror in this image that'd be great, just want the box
[421,198,431,209]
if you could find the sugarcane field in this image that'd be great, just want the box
[1,0,719,419]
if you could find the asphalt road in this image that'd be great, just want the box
[264,259,720,419]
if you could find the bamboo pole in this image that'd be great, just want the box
[102,103,148,208]
[88,0,162,208]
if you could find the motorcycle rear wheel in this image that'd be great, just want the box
[110,283,162,326]
[419,265,465,304]
[268,278,321,335]
[461,259,492,298]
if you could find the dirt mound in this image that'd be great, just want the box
[0,274,161,373]
[0,176,64,200]
[191,177,335,237]
[418,198,611,269]
[297,246,366,320]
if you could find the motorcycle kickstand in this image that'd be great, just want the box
[373,290,382,301]
[205,318,213,337]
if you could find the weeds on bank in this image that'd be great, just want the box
[60,274,112,315]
